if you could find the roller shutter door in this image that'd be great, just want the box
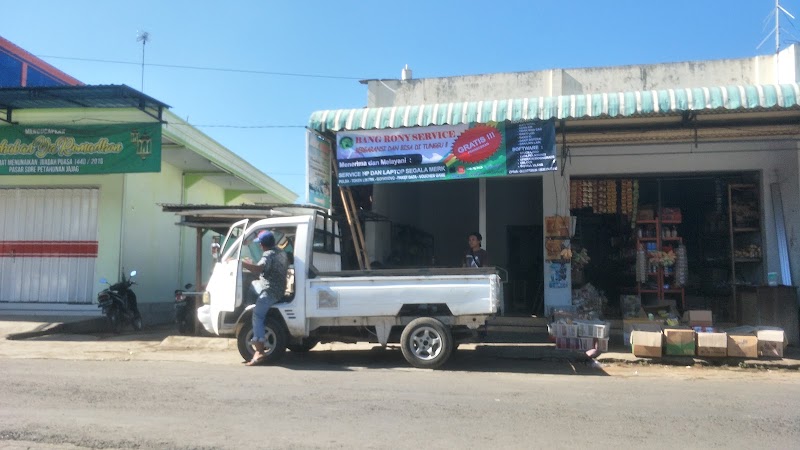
[0,188,99,303]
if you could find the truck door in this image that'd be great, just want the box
[206,219,248,334]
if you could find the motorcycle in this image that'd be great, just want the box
[174,283,197,335]
[97,270,142,333]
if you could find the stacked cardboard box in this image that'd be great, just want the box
[550,320,610,351]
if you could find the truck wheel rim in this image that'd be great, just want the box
[246,328,278,355]
[409,326,443,361]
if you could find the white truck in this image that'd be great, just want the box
[194,206,503,369]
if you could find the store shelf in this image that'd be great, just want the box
[728,183,764,323]
[632,217,685,310]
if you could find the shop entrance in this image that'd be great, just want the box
[570,171,761,320]
[506,225,544,315]
[350,176,544,316]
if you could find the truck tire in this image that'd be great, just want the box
[236,316,288,363]
[400,317,453,369]
[287,339,318,353]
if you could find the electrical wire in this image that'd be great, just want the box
[37,54,367,80]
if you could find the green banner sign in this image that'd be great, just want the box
[0,123,161,175]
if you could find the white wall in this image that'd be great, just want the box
[368,45,800,108]
[181,176,226,287]
[120,163,183,309]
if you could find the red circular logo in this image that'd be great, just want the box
[452,126,502,163]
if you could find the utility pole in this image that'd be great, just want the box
[136,31,150,92]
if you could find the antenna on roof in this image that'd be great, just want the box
[136,30,151,92]
[757,1,795,82]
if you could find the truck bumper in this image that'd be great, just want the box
[197,305,215,334]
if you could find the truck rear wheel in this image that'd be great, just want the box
[400,317,453,369]
[237,315,288,363]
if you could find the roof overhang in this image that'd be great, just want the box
[0,84,168,124]
[308,83,800,144]
[0,85,297,203]
[160,203,327,233]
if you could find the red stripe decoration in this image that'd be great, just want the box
[0,241,99,258]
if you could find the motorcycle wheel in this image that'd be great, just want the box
[132,313,143,331]
[107,308,122,334]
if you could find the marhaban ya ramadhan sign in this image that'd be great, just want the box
[0,123,162,175]
[335,120,556,186]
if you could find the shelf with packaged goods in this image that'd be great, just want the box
[728,182,763,323]
[631,218,686,311]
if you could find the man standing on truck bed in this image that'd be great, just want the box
[241,230,289,366]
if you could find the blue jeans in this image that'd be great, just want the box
[252,291,279,343]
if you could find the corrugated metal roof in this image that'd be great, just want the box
[308,83,800,132]
[0,84,169,111]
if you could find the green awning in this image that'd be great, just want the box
[308,83,800,132]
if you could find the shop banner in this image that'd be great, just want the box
[306,129,332,209]
[335,120,556,186]
[0,123,161,175]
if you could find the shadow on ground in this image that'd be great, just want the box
[245,344,612,376]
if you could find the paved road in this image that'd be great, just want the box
[1,331,799,449]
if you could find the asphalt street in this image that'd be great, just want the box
[1,328,799,449]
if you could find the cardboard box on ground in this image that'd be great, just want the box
[727,334,759,358]
[664,328,696,356]
[631,330,663,358]
[727,325,788,358]
[696,332,728,357]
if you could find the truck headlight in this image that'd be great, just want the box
[202,291,211,305]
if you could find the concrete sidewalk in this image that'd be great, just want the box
[1,315,799,369]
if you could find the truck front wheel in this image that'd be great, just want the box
[236,315,288,363]
[400,317,453,369]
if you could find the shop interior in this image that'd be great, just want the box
[336,176,545,316]
[570,171,762,321]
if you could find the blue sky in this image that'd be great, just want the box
[3,1,797,198]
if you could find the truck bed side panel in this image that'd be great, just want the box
[307,274,500,318]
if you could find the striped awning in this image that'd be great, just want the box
[309,83,800,132]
